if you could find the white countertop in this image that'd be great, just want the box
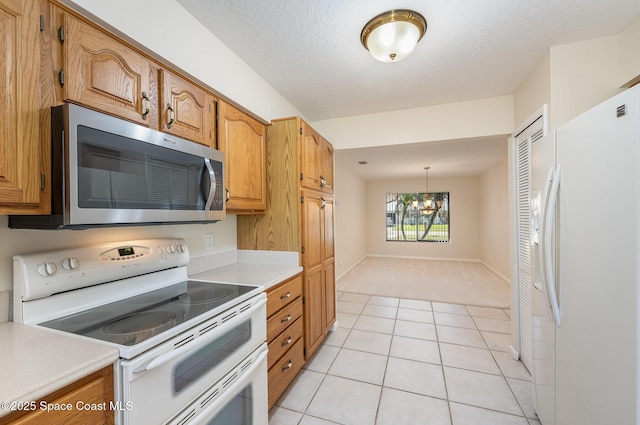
[188,249,302,290]
[190,263,302,290]
[0,322,119,417]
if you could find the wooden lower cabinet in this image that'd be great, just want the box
[266,274,305,409]
[267,338,304,409]
[0,365,114,425]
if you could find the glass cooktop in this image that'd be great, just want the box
[39,281,257,346]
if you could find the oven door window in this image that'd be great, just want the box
[174,320,252,394]
[77,125,212,210]
[207,385,253,425]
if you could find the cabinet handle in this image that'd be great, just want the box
[282,360,293,371]
[166,103,175,128]
[141,92,150,120]
[281,336,292,347]
[321,198,326,209]
[225,188,230,202]
[281,314,292,323]
[320,175,326,188]
[280,292,291,300]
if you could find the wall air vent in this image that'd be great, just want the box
[617,104,626,118]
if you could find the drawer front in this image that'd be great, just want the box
[267,297,303,342]
[268,337,305,409]
[268,317,303,369]
[267,275,303,316]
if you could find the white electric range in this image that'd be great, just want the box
[13,238,268,425]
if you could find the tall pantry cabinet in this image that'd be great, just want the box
[237,117,336,359]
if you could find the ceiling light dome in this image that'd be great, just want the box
[360,9,427,63]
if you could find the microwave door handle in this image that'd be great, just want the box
[204,158,215,210]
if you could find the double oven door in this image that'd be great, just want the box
[168,343,268,425]
[117,294,266,425]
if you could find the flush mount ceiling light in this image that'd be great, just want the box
[360,9,427,63]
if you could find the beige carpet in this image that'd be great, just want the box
[337,257,511,309]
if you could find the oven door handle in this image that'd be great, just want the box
[194,346,268,423]
[133,296,267,374]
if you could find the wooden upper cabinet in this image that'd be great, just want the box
[0,0,43,212]
[61,13,215,147]
[320,137,334,193]
[300,121,334,193]
[300,121,321,190]
[160,69,215,147]
[217,101,266,213]
[63,13,155,127]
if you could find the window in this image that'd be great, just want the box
[386,192,450,242]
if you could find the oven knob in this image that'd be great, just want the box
[62,257,80,271]
[37,262,57,277]
[176,243,185,253]
[166,244,176,254]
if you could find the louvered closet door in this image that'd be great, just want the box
[514,117,543,372]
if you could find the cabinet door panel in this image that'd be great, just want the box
[320,138,334,193]
[0,0,42,211]
[323,259,336,332]
[300,121,321,190]
[160,69,215,146]
[304,265,324,358]
[302,191,323,270]
[63,14,152,126]
[218,101,266,212]
[323,196,335,259]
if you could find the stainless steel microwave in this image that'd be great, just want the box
[9,103,225,229]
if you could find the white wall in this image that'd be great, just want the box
[0,216,237,295]
[550,35,622,128]
[619,14,640,86]
[478,159,510,279]
[334,155,368,279]
[366,176,480,261]
[312,95,514,150]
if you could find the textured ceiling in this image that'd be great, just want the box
[177,0,639,122]
[177,0,639,179]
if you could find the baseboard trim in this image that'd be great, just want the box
[366,254,481,263]
[509,345,520,361]
[479,260,510,283]
[336,255,368,281]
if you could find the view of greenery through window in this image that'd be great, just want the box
[386,192,450,242]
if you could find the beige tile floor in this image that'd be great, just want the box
[269,292,540,425]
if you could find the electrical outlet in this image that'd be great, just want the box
[204,233,214,252]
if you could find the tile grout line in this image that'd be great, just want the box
[276,293,529,424]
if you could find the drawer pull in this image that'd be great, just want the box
[280,291,292,300]
[282,360,293,371]
[281,336,292,347]
[281,314,292,323]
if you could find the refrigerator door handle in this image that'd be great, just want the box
[537,166,555,321]
[543,164,562,326]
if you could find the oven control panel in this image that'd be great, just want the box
[13,239,190,302]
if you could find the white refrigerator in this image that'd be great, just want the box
[531,85,640,425]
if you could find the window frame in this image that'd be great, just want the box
[385,191,450,243]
